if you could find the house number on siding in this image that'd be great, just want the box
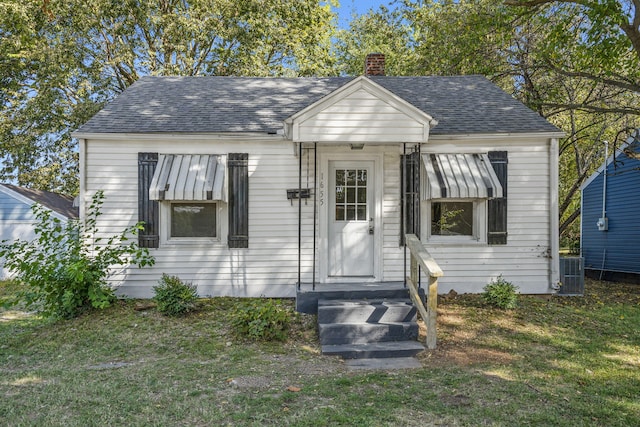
[319,173,324,206]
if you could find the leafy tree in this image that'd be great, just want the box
[334,7,417,76]
[0,191,154,319]
[74,0,338,89]
[407,0,516,78]
[505,0,640,103]
[0,0,338,194]
[504,0,640,239]
[335,1,517,79]
[1,1,107,194]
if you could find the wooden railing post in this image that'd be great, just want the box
[405,234,443,350]
[410,253,418,292]
[426,275,438,350]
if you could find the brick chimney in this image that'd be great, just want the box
[364,53,385,76]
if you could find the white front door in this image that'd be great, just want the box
[328,161,375,277]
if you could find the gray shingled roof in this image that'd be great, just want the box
[75,75,560,136]
[2,184,78,219]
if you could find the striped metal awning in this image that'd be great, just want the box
[422,153,503,199]
[149,154,225,201]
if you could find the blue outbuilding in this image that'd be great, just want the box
[0,184,78,279]
[581,129,640,282]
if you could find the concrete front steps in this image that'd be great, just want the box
[318,299,424,361]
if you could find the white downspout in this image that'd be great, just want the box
[78,138,87,223]
[595,140,609,231]
[550,138,560,291]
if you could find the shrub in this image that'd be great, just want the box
[153,274,199,316]
[231,298,292,341]
[0,191,154,319]
[482,275,519,309]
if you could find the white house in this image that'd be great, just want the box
[73,55,564,299]
[0,184,78,279]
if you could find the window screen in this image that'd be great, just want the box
[170,203,216,238]
[431,202,473,236]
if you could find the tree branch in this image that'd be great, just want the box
[619,0,640,62]
[559,207,581,235]
[506,0,640,64]
[559,167,591,215]
[546,64,640,94]
[542,102,640,116]
[504,0,586,7]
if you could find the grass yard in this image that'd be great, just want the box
[1,279,639,426]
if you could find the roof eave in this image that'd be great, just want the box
[580,129,640,191]
[71,131,287,141]
[428,131,566,141]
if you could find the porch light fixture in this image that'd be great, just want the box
[350,143,364,150]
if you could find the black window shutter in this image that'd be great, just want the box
[488,151,508,245]
[400,151,420,245]
[228,153,249,248]
[138,152,159,248]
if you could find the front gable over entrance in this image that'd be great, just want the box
[285,76,437,143]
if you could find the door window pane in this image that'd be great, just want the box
[346,170,356,186]
[336,186,345,203]
[346,187,356,203]
[335,168,368,222]
[346,206,356,220]
[358,169,367,185]
[171,203,216,237]
[431,202,473,236]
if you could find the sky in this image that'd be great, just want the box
[334,0,392,28]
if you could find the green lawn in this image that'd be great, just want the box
[1,279,638,426]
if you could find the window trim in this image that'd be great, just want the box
[422,198,487,244]
[160,200,226,247]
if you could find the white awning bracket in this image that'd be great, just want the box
[422,153,503,200]
[149,154,225,201]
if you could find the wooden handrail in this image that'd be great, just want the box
[405,234,443,349]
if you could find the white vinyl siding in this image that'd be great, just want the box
[420,141,553,293]
[83,135,554,297]
[295,88,427,143]
[84,137,314,298]
[382,149,405,279]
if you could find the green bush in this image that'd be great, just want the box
[482,275,519,309]
[0,191,154,319]
[231,298,292,341]
[153,274,199,316]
